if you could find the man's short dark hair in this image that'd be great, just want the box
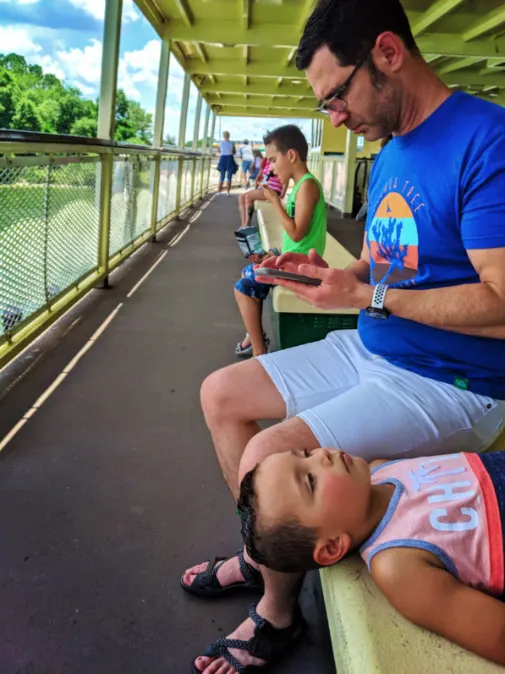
[296,0,420,71]
[263,124,309,162]
[237,465,320,573]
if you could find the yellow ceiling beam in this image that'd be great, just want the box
[438,56,486,74]
[462,7,505,42]
[411,0,467,37]
[165,22,505,59]
[201,81,312,96]
[243,0,251,30]
[418,33,505,58]
[186,60,301,79]
[173,0,194,27]
[207,94,314,108]
[243,45,249,65]
[213,106,318,119]
[442,71,505,88]
[194,43,208,63]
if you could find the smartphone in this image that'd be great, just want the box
[255,267,322,286]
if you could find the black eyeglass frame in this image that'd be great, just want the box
[314,56,368,116]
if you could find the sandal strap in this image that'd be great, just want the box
[237,550,262,587]
[193,556,227,588]
[200,603,305,672]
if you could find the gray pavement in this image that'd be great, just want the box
[0,193,361,674]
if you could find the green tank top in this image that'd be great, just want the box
[282,173,327,256]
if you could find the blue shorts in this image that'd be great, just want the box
[235,264,272,301]
[242,160,253,174]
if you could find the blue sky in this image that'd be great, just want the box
[0,0,311,143]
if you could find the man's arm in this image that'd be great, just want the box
[264,180,319,242]
[379,247,505,337]
[373,549,505,665]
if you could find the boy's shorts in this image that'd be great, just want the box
[235,264,272,301]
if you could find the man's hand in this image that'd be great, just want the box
[255,250,372,310]
[262,185,281,205]
[255,249,328,274]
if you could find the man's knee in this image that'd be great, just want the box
[200,365,243,424]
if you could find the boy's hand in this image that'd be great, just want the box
[262,185,281,205]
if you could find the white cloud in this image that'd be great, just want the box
[67,0,139,22]
[56,38,103,88]
[0,25,42,55]
[119,38,160,95]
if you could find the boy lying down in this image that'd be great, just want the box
[238,447,505,666]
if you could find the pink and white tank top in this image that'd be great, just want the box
[360,453,504,596]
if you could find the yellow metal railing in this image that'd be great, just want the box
[0,131,216,368]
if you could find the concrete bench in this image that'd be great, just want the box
[321,427,505,674]
[255,202,359,350]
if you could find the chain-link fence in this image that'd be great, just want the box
[0,141,211,356]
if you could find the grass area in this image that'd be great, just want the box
[0,184,95,233]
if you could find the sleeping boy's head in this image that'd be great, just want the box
[237,448,373,573]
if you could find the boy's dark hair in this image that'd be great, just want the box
[263,125,309,162]
[237,465,320,573]
[296,0,420,71]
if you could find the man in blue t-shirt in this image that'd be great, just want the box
[186,2,505,672]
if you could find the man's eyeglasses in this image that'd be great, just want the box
[315,58,366,116]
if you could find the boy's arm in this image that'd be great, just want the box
[373,549,505,665]
[264,180,319,243]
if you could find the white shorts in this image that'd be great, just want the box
[257,330,505,462]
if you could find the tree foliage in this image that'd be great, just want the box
[0,52,153,144]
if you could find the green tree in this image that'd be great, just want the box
[12,98,42,132]
[0,52,154,143]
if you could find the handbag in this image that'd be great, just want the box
[234,227,264,258]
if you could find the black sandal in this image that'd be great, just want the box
[190,603,306,673]
[180,550,264,598]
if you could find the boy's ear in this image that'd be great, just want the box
[313,533,351,566]
[287,148,297,163]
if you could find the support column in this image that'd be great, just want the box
[150,38,171,240]
[207,111,217,190]
[175,72,191,215]
[97,0,122,287]
[190,92,203,202]
[200,103,211,194]
[343,129,358,217]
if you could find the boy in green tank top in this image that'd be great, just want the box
[234,125,327,358]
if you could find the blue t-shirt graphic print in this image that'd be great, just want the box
[358,92,505,400]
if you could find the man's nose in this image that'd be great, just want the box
[329,110,349,128]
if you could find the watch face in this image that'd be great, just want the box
[366,307,389,320]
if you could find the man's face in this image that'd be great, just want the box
[265,142,292,184]
[306,45,400,141]
[254,448,372,559]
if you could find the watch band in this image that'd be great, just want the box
[371,283,388,310]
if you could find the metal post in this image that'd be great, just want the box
[97,0,122,287]
[343,129,358,217]
[150,39,171,240]
[200,103,210,194]
[190,93,203,203]
[175,72,191,216]
[207,111,217,191]
[178,72,191,150]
